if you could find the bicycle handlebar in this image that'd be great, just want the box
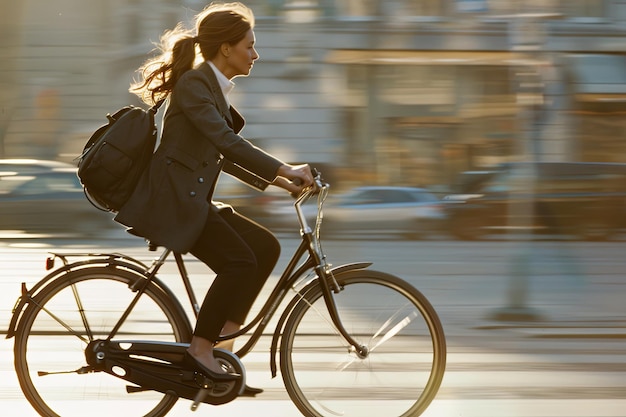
[293,168,327,235]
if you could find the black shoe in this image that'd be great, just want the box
[182,351,241,381]
[240,384,264,397]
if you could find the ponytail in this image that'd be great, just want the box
[130,25,198,106]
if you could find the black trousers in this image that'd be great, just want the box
[190,208,280,342]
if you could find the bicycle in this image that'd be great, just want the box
[7,170,447,417]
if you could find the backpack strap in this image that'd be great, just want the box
[150,99,166,113]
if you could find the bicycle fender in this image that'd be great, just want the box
[6,262,78,339]
[268,262,372,378]
[326,262,372,276]
[6,254,184,340]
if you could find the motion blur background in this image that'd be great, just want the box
[1,0,626,238]
[1,3,626,415]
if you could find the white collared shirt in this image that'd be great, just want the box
[207,60,235,107]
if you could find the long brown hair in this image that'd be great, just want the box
[130,2,255,105]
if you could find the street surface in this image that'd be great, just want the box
[1,229,625,416]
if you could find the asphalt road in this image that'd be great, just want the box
[1,231,625,416]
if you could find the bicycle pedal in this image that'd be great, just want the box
[190,388,209,412]
[126,385,150,394]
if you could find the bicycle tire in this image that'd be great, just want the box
[14,266,192,417]
[280,269,446,417]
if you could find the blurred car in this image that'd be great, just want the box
[268,186,445,239]
[443,162,626,241]
[0,167,116,236]
[0,158,75,175]
[322,186,444,239]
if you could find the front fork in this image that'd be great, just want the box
[315,265,370,358]
[269,261,373,377]
[304,229,370,357]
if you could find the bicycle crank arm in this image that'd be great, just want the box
[126,385,151,393]
[191,387,209,411]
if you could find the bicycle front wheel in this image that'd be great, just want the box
[13,266,192,417]
[280,269,446,417]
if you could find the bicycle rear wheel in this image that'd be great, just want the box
[13,266,192,417]
[280,269,446,417]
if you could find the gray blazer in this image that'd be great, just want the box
[115,62,284,253]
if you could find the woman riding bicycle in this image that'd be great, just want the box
[115,1,313,392]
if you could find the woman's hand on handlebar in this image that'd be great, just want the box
[275,164,314,196]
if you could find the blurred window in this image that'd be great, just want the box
[163,0,182,29]
[117,0,181,45]
[537,175,604,193]
[379,189,414,203]
[561,0,605,18]
[486,0,560,14]
[355,190,383,204]
[402,0,445,16]
[347,189,389,204]
[337,0,445,17]
[579,116,626,162]
[345,65,368,106]
[125,0,142,44]
[465,66,513,106]
[382,66,455,106]
[485,0,603,18]
[483,172,511,193]
[453,171,496,193]
[335,0,374,16]
[413,190,438,203]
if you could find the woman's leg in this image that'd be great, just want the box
[188,209,280,373]
[218,209,281,327]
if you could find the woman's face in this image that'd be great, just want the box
[224,29,259,79]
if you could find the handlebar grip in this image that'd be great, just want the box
[292,168,318,186]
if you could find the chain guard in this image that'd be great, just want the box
[85,340,245,406]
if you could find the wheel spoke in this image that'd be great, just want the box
[70,281,94,342]
[34,300,90,344]
[369,308,418,353]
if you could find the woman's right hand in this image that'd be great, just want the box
[272,164,314,197]
[277,164,314,189]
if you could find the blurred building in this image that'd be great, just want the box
[1,0,625,190]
